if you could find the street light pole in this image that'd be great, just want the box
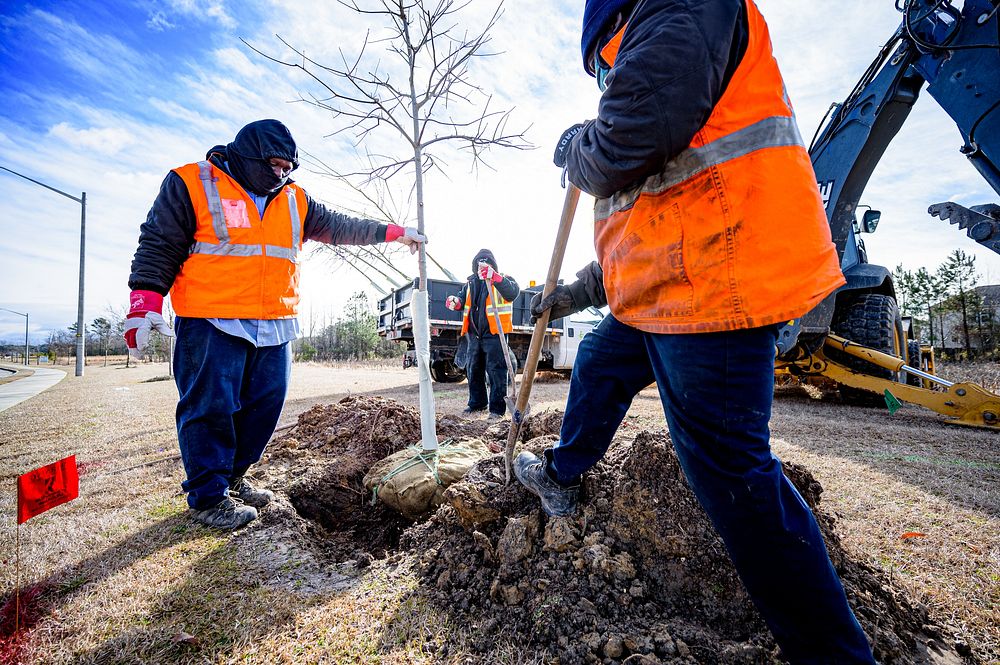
[0,166,87,376]
[0,308,29,366]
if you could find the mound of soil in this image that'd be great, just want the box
[404,431,969,664]
[259,396,969,663]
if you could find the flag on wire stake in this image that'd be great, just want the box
[17,455,79,524]
[13,455,79,635]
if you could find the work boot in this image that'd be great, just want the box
[190,496,257,530]
[462,407,485,416]
[487,412,504,422]
[513,451,579,517]
[230,476,274,508]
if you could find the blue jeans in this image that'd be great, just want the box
[548,315,874,664]
[465,333,508,415]
[173,317,291,510]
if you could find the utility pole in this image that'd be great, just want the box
[0,308,29,365]
[0,166,87,376]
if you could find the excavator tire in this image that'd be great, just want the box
[906,340,922,387]
[430,359,465,383]
[829,293,905,407]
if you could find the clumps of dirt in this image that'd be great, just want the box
[258,396,967,662]
[258,396,562,558]
[402,430,971,664]
[481,408,570,443]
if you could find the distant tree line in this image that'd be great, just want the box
[894,249,999,359]
[295,292,401,362]
[1,292,401,366]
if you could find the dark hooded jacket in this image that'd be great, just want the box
[129,119,390,295]
[566,0,749,198]
[455,249,520,338]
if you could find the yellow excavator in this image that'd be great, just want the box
[774,0,1000,429]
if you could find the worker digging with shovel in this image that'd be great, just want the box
[511,0,877,662]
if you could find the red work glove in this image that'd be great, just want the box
[477,262,503,284]
[386,224,427,255]
[445,295,463,311]
[124,290,174,360]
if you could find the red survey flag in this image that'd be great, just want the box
[17,455,79,524]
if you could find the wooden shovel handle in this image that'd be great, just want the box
[504,184,581,483]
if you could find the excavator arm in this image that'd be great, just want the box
[781,0,1000,428]
[803,0,1000,333]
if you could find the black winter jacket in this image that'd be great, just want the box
[129,148,389,295]
[455,249,520,338]
[566,0,749,198]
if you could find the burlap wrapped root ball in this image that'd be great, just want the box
[363,439,490,519]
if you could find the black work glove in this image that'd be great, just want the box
[552,123,585,168]
[530,261,607,323]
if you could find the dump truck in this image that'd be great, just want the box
[377,277,600,383]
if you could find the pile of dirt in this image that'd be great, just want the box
[259,396,968,663]
[403,430,970,664]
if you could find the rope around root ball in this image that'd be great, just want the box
[370,438,483,506]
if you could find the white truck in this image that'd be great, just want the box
[376,278,600,382]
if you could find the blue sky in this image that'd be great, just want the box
[1,0,998,343]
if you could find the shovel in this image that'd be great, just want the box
[481,269,521,419]
[504,184,581,484]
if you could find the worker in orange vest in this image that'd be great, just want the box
[517,1,875,662]
[125,119,425,530]
[445,249,519,420]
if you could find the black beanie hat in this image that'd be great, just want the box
[225,119,300,196]
[229,119,300,168]
[472,248,498,274]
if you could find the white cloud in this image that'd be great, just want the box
[146,10,175,31]
[47,123,137,154]
[161,0,236,30]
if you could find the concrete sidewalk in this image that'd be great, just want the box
[0,366,67,412]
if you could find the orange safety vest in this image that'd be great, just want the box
[461,283,513,335]
[593,0,845,334]
[169,161,308,319]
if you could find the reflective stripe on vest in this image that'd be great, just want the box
[461,283,512,335]
[590,0,845,335]
[192,161,300,262]
[596,115,804,220]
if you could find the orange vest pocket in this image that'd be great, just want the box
[603,204,694,319]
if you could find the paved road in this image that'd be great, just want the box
[0,366,67,412]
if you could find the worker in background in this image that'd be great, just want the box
[126,119,426,530]
[446,249,520,420]
[517,1,876,662]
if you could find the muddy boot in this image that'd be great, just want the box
[487,412,504,422]
[513,451,579,517]
[230,477,274,508]
[190,496,257,530]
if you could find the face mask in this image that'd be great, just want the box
[229,155,287,195]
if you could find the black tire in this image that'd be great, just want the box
[830,294,904,407]
[430,359,466,383]
[906,340,922,386]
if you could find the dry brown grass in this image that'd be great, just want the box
[1,360,998,663]
[768,392,1000,661]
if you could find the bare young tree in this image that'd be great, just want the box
[937,249,980,358]
[248,0,530,446]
